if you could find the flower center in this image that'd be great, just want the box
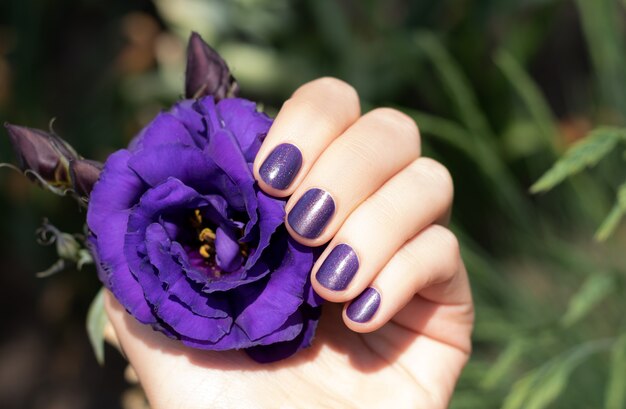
[190,209,248,275]
[191,209,217,261]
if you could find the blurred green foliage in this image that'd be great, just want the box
[2,0,626,408]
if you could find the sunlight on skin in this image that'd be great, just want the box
[106,278,473,409]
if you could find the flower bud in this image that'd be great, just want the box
[69,159,103,198]
[4,123,76,187]
[4,122,103,202]
[185,32,239,100]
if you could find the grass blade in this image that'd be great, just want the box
[494,48,559,154]
[595,181,626,241]
[414,31,532,224]
[606,334,626,408]
[530,127,626,193]
[561,273,615,327]
[503,339,612,409]
[575,0,626,120]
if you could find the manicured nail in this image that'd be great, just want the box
[259,143,302,190]
[346,287,380,323]
[287,188,335,239]
[316,244,359,291]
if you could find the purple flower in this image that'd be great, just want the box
[87,96,322,362]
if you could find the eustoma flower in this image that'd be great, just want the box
[5,33,323,363]
[88,94,322,362]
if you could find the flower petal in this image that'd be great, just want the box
[205,129,258,231]
[216,98,273,161]
[233,238,314,341]
[129,112,196,151]
[144,222,229,319]
[245,305,322,363]
[215,226,243,273]
[170,100,208,147]
[125,230,232,342]
[243,190,285,269]
[127,143,226,196]
[87,150,155,323]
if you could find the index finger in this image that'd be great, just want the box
[253,77,361,197]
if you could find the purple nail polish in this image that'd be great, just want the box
[347,287,380,323]
[259,143,302,190]
[287,188,335,239]
[316,244,359,291]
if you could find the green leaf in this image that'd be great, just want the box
[400,108,475,158]
[595,182,626,241]
[414,31,493,143]
[494,49,559,155]
[414,31,532,226]
[606,334,626,408]
[561,274,615,327]
[530,128,626,193]
[86,287,107,366]
[503,339,612,409]
[482,339,528,390]
[575,0,626,119]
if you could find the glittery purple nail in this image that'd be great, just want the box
[316,244,359,291]
[259,143,302,190]
[346,287,380,323]
[287,188,335,239]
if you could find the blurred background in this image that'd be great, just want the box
[1,0,626,408]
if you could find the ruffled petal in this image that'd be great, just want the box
[244,190,285,269]
[125,230,232,342]
[144,223,229,319]
[170,100,208,147]
[127,143,224,195]
[205,129,258,232]
[245,305,322,363]
[129,112,196,151]
[215,98,273,161]
[233,238,314,341]
[87,150,155,323]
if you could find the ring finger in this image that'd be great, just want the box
[311,157,454,302]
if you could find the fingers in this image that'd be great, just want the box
[342,224,472,343]
[253,77,361,196]
[285,108,421,245]
[311,157,453,302]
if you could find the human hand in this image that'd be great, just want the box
[105,77,474,409]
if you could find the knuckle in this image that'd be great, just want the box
[367,107,420,143]
[295,77,359,107]
[313,76,359,102]
[336,134,379,164]
[429,225,461,273]
[410,158,454,197]
[372,190,403,226]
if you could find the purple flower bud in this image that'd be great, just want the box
[4,123,76,187]
[69,159,103,198]
[185,32,239,100]
[4,123,103,202]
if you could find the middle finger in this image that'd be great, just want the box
[285,108,421,246]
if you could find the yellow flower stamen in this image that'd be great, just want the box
[199,227,216,242]
[199,244,212,259]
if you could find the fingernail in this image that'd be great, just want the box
[346,287,380,323]
[316,244,359,291]
[287,188,335,239]
[259,143,302,190]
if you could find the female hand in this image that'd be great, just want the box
[105,77,474,409]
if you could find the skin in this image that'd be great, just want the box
[104,77,474,409]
